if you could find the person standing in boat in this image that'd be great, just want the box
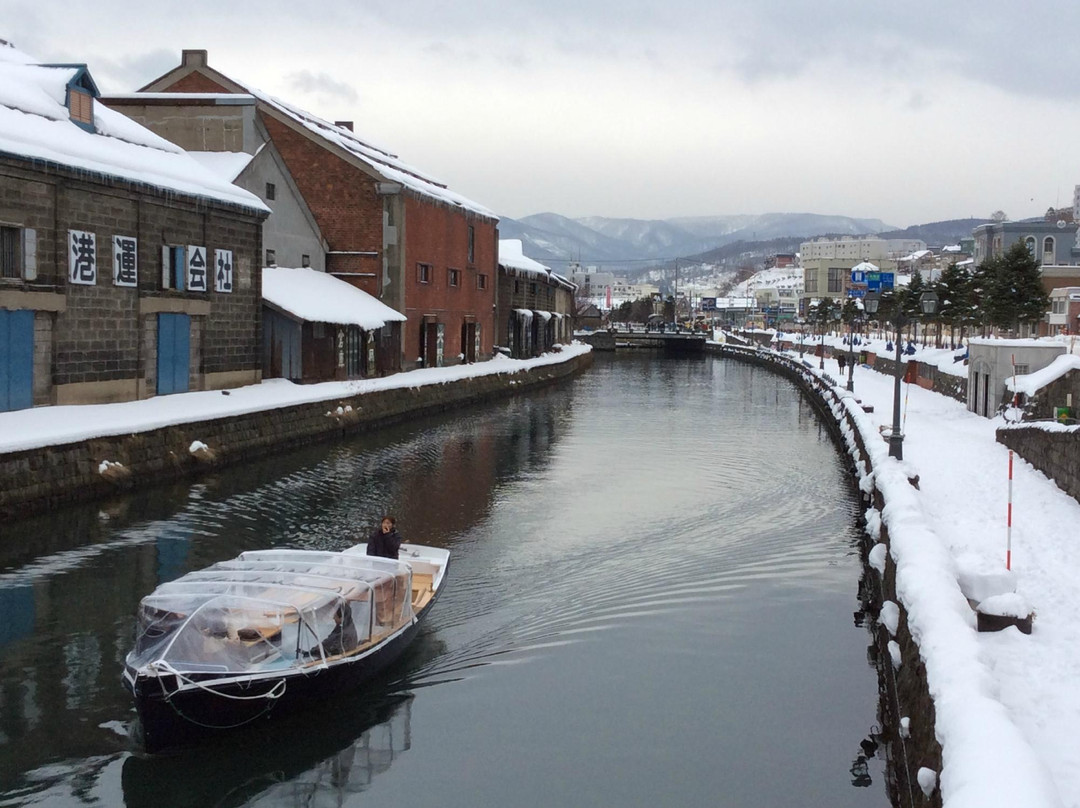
[367,516,402,559]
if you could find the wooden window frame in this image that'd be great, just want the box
[417,263,432,284]
[448,268,461,288]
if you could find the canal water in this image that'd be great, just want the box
[0,353,889,807]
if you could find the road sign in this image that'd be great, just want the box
[701,297,717,311]
[851,269,866,285]
[847,288,866,298]
[865,272,895,292]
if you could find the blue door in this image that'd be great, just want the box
[0,309,34,412]
[157,313,191,395]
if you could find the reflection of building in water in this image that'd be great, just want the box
[391,395,570,542]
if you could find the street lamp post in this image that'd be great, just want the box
[818,304,826,370]
[846,313,858,392]
[863,289,939,461]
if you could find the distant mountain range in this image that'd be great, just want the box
[499,212,896,267]
[499,213,991,271]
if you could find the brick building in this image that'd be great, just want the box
[136,51,499,370]
[0,43,268,412]
[497,240,576,358]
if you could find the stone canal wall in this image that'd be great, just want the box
[996,423,1080,504]
[0,351,593,521]
[706,342,940,808]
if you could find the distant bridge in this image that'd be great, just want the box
[579,330,707,353]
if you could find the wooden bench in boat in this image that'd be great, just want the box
[411,573,434,610]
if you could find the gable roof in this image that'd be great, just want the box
[142,52,496,220]
[0,41,268,213]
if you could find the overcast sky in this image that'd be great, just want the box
[5,1,1080,228]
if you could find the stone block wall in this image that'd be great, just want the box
[997,425,1080,504]
[1021,368,1080,420]
[0,156,264,404]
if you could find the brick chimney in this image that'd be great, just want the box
[182,50,208,68]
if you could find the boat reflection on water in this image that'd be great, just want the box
[121,692,413,808]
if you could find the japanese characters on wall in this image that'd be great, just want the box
[66,230,236,293]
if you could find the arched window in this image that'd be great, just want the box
[1044,236,1055,261]
[1025,236,1036,253]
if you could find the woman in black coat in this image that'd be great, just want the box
[367,516,402,559]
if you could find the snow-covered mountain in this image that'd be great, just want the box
[500,212,895,267]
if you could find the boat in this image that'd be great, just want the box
[123,543,449,753]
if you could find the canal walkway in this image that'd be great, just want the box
[791,345,1077,808]
[0,344,592,454]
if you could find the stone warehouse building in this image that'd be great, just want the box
[0,42,268,412]
[132,50,500,370]
[497,240,576,358]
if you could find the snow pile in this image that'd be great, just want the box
[0,43,267,212]
[0,343,591,454]
[262,267,407,330]
[978,592,1032,619]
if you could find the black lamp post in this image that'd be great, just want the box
[864,289,939,460]
[846,311,860,393]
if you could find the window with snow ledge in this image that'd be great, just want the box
[477,273,487,291]
[449,268,460,287]
[417,263,432,284]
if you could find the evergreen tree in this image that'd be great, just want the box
[983,241,1050,333]
[933,262,973,346]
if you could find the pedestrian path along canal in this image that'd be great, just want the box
[0,352,889,807]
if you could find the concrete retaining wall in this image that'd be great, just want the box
[706,342,940,808]
[0,352,593,521]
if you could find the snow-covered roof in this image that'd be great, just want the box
[851,261,879,273]
[188,150,254,182]
[262,267,406,330]
[158,65,495,219]
[498,239,549,276]
[1006,354,1080,396]
[0,43,267,213]
[969,338,1065,349]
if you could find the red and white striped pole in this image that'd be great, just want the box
[1006,450,1014,570]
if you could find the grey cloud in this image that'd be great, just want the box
[90,49,178,93]
[286,70,360,105]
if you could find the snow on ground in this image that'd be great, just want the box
[0,343,591,454]
[808,349,1079,807]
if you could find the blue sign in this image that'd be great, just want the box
[701,297,717,311]
[847,288,866,298]
[850,269,866,285]
[865,272,895,292]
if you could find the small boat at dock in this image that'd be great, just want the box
[123,543,449,753]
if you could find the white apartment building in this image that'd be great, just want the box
[800,236,927,262]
